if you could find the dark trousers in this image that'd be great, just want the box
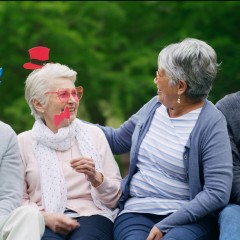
[41,215,113,240]
[113,212,216,240]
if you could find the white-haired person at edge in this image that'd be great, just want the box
[0,67,44,240]
[18,63,122,240]
[97,38,233,240]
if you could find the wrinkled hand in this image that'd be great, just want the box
[70,157,103,187]
[42,212,80,235]
[146,226,163,240]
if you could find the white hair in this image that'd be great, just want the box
[158,38,220,100]
[25,63,77,120]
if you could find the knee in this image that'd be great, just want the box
[15,206,43,223]
[16,205,37,215]
[219,204,240,225]
[220,204,240,218]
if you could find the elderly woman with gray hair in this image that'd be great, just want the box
[18,63,122,240]
[98,38,233,240]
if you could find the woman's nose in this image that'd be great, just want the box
[68,94,77,103]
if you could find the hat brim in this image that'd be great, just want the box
[23,63,43,70]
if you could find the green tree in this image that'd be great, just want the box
[0,1,239,134]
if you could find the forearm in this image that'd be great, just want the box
[90,171,104,188]
[93,175,121,208]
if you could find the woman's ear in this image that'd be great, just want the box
[32,99,45,113]
[178,80,188,95]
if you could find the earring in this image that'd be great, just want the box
[177,95,181,104]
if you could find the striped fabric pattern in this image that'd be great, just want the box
[120,105,201,216]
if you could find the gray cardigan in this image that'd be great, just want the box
[0,121,23,226]
[100,96,233,232]
[216,91,240,204]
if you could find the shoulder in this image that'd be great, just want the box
[0,121,16,136]
[78,120,106,138]
[18,130,32,138]
[0,122,19,160]
[78,121,111,150]
[17,130,33,145]
[0,121,17,149]
[216,91,240,112]
[215,92,240,125]
[197,100,227,130]
[202,100,224,119]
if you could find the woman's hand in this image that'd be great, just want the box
[41,212,80,235]
[146,226,164,240]
[70,157,104,187]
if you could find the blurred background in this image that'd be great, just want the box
[0,1,239,175]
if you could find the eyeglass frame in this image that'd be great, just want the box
[45,86,84,103]
[154,69,173,84]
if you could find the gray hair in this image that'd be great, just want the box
[158,38,220,100]
[25,63,77,120]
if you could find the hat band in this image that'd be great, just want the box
[30,59,48,65]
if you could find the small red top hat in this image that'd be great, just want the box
[23,46,50,70]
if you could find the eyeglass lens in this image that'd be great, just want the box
[58,87,83,102]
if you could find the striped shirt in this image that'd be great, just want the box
[120,105,201,216]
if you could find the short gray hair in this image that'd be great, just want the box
[158,38,220,100]
[25,63,77,120]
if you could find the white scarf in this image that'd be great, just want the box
[32,118,118,221]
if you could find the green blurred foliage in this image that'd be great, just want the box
[0,0,240,134]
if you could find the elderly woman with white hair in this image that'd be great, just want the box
[18,63,122,240]
[98,38,233,240]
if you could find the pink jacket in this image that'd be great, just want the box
[18,124,122,221]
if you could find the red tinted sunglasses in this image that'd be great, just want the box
[45,86,83,103]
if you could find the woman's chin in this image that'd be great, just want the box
[69,115,76,123]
